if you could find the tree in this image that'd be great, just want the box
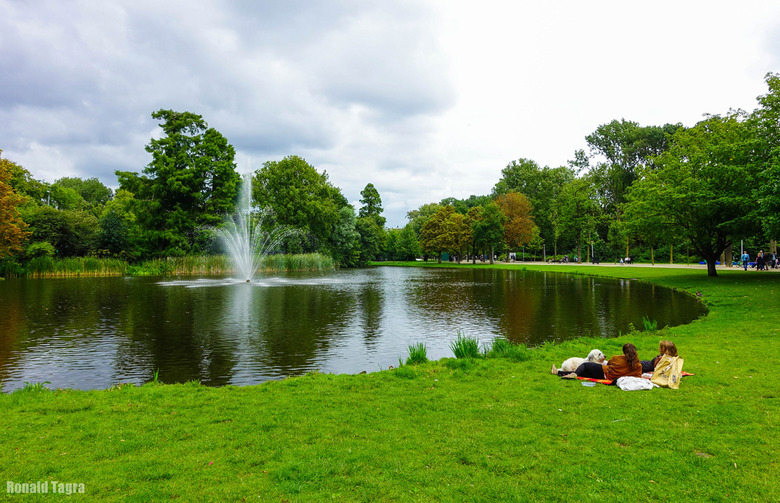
[442,211,471,261]
[356,216,385,266]
[330,206,360,267]
[472,202,505,264]
[253,155,349,254]
[586,119,682,257]
[116,109,240,256]
[751,72,780,240]
[25,206,99,257]
[406,203,442,239]
[396,224,421,261]
[419,205,455,263]
[358,183,386,228]
[0,152,30,259]
[624,113,758,276]
[53,177,113,211]
[495,192,536,250]
[97,189,143,260]
[558,177,598,262]
[492,159,574,254]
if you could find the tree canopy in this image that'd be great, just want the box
[0,152,30,259]
[252,155,349,254]
[116,109,240,256]
[624,113,758,276]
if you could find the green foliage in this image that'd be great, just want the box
[330,206,361,267]
[25,240,55,258]
[385,224,421,261]
[358,182,386,228]
[492,159,574,254]
[752,72,780,240]
[116,109,240,257]
[355,216,386,265]
[642,316,658,332]
[471,202,504,263]
[624,113,759,276]
[252,155,349,255]
[450,331,481,359]
[53,176,113,209]
[24,206,99,257]
[405,343,428,365]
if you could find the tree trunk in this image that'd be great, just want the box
[670,244,674,264]
[651,247,654,265]
[705,253,718,277]
[489,246,494,265]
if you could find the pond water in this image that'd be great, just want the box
[0,267,705,391]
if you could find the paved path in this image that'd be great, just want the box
[460,260,779,271]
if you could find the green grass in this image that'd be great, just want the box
[405,342,429,365]
[450,330,481,358]
[1,263,778,501]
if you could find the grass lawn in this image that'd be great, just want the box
[1,264,778,502]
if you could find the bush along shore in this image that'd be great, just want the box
[0,253,334,278]
[1,264,778,502]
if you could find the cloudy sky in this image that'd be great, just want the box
[2,1,779,227]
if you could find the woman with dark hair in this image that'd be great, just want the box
[551,343,643,380]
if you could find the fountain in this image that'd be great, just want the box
[217,174,294,282]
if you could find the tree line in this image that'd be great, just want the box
[2,74,779,277]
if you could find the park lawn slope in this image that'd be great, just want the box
[1,265,778,502]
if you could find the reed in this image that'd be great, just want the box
[642,315,659,331]
[405,343,429,365]
[449,331,481,359]
[23,257,128,277]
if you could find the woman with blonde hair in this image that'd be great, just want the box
[641,340,678,373]
[552,343,643,380]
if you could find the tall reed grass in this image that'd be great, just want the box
[450,331,481,359]
[405,343,429,365]
[22,257,129,277]
[4,253,335,278]
[259,254,335,272]
[128,255,231,276]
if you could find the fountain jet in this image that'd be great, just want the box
[218,174,294,282]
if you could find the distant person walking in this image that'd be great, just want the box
[741,251,750,271]
[757,250,765,271]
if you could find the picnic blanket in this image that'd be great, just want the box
[575,371,695,386]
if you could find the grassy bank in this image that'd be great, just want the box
[1,264,778,501]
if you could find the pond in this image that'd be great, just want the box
[0,267,705,391]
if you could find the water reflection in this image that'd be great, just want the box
[0,268,706,391]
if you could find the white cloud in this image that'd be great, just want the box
[1,0,779,227]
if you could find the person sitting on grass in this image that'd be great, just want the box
[640,340,678,373]
[551,343,643,380]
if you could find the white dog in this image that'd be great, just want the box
[560,349,606,372]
